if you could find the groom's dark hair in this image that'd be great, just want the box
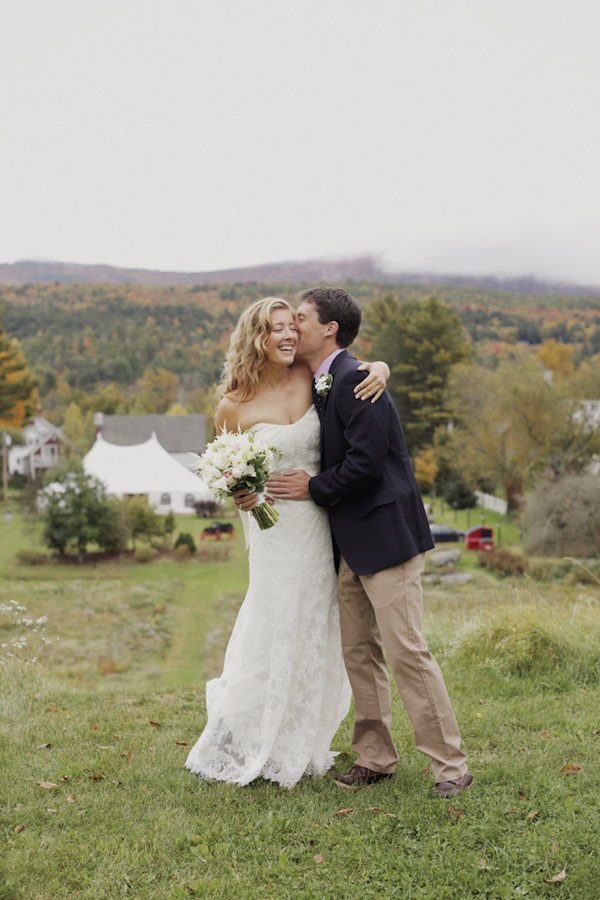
[298,287,361,348]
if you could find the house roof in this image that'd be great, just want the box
[83,434,212,497]
[24,415,63,443]
[98,414,207,452]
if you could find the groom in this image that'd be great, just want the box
[267,286,473,798]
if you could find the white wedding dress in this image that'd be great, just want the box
[185,407,351,788]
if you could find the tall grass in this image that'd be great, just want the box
[448,590,600,685]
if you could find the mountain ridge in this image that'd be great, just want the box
[1,256,599,297]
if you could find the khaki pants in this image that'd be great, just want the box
[337,553,467,783]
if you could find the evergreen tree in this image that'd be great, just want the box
[365,295,472,453]
[0,307,38,427]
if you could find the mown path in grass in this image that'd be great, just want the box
[0,495,250,691]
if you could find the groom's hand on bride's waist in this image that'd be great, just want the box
[266,470,311,501]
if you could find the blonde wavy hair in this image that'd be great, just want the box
[218,297,295,401]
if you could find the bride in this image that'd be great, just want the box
[185,296,388,788]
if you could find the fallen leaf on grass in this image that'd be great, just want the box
[45,707,66,712]
[477,859,499,871]
[77,808,87,816]
[120,751,133,762]
[14,825,24,834]
[37,782,57,790]
[98,745,112,750]
[552,839,558,855]
[418,767,431,780]
[66,796,75,804]
[38,743,53,750]
[92,724,98,731]
[175,741,190,746]
[560,764,581,775]
[518,791,530,802]
[447,805,463,819]
[149,720,162,728]
[313,854,324,864]
[543,868,566,884]
[46,809,57,814]
[505,810,517,814]
[539,730,548,740]
[7,840,15,846]
[61,775,69,781]
[527,810,539,820]
[89,774,104,782]
[334,808,354,817]
[366,807,383,812]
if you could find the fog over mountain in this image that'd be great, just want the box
[1,257,599,298]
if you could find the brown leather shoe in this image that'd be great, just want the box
[333,765,393,788]
[430,770,474,799]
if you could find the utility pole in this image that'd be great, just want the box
[2,430,10,503]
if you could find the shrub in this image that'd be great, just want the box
[173,544,192,561]
[478,548,528,577]
[524,474,600,557]
[14,549,48,566]
[193,499,219,518]
[174,532,196,554]
[134,546,155,563]
[528,558,573,582]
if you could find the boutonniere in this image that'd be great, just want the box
[315,373,333,397]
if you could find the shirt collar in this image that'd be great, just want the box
[314,348,344,380]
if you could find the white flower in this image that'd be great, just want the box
[315,373,333,397]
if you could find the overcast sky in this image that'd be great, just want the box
[2,0,599,283]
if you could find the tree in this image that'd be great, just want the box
[365,295,472,453]
[135,368,179,414]
[0,306,38,428]
[121,496,166,548]
[536,339,575,378]
[40,466,115,559]
[61,402,96,461]
[414,446,438,493]
[443,355,600,502]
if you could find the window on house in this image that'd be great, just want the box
[184,494,195,507]
[160,493,171,505]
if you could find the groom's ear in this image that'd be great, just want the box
[326,320,339,338]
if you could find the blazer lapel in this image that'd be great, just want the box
[318,350,350,462]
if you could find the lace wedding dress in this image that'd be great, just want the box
[185,407,351,788]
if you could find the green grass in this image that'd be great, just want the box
[2,496,600,898]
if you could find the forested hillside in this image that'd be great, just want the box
[2,278,600,514]
[2,280,600,399]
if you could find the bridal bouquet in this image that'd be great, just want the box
[192,430,281,530]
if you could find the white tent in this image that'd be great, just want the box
[83,433,213,514]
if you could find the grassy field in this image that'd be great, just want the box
[2,494,600,899]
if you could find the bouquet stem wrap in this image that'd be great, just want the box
[252,495,280,530]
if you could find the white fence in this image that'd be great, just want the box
[475,490,508,516]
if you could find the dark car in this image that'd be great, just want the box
[429,523,465,543]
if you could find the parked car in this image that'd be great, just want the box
[429,523,465,543]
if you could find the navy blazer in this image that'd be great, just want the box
[309,350,434,575]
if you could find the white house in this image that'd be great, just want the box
[8,413,62,478]
[83,433,213,514]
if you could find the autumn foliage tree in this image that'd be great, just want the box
[442,354,600,502]
[0,307,38,428]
